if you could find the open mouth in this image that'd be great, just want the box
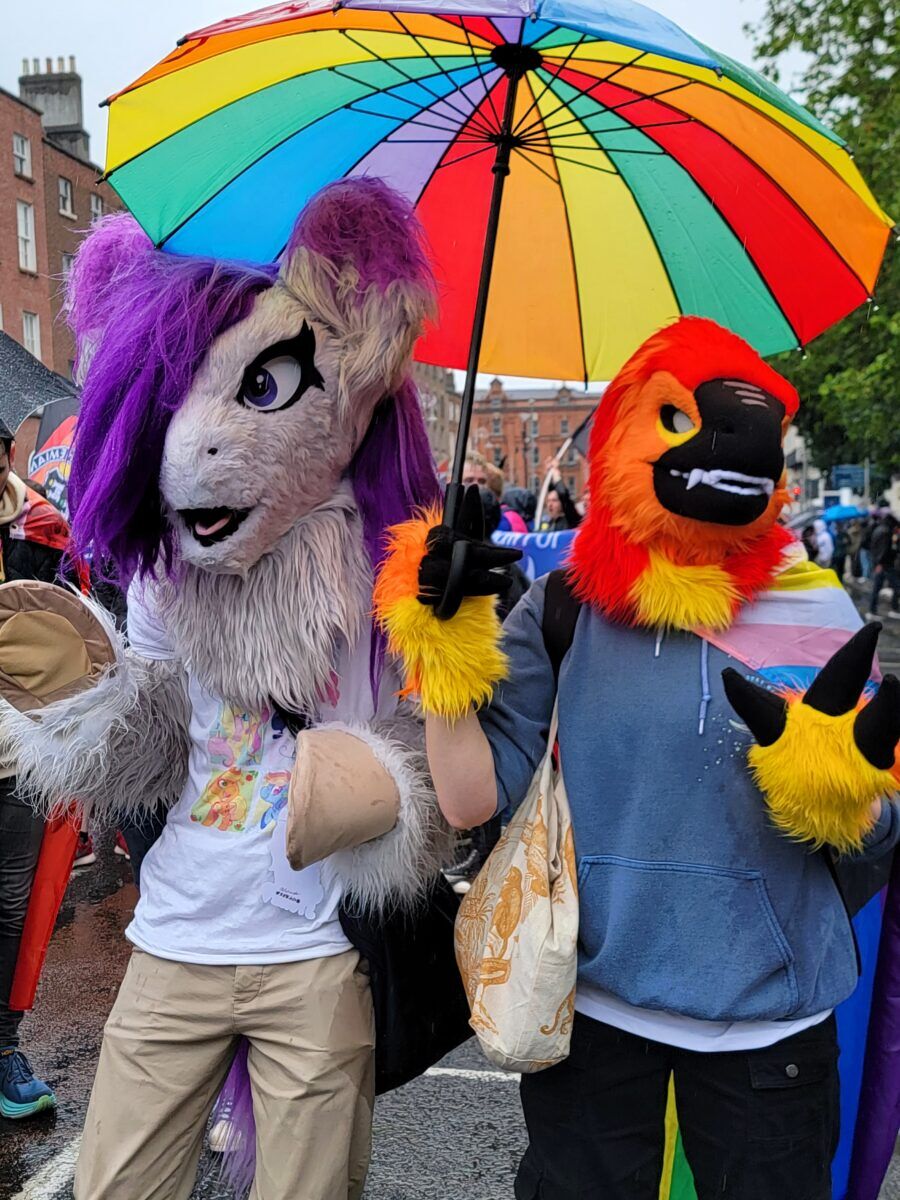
[667,468,775,498]
[179,506,252,546]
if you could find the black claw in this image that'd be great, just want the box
[722,668,788,746]
[803,623,881,717]
[457,484,486,541]
[854,674,900,770]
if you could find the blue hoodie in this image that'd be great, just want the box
[479,576,900,1023]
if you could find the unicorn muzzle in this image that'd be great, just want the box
[179,506,253,546]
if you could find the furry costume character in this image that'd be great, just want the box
[376,317,900,1200]
[0,178,456,1200]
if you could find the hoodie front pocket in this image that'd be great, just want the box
[577,856,799,1022]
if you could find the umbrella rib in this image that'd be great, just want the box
[329,63,464,129]
[515,50,647,142]
[511,34,588,136]
[542,116,693,140]
[517,143,618,174]
[340,28,495,137]
[434,142,498,170]
[459,19,503,130]
[537,80,695,139]
[511,145,561,185]
[348,104,471,136]
[388,16,500,135]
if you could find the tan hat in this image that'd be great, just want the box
[0,580,116,712]
[286,728,400,870]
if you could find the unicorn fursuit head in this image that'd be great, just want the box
[6,178,453,909]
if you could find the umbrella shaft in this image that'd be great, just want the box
[445,68,523,526]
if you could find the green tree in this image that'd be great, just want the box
[750,0,899,481]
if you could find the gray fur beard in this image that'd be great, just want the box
[155,487,371,713]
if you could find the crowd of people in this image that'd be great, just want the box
[801,509,900,619]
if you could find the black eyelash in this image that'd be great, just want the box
[238,320,325,412]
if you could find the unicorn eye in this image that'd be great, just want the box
[237,321,324,413]
[241,356,302,411]
[660,405,696,435]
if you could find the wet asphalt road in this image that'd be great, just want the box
[0,839,528,1200]
[1,583,898,1199]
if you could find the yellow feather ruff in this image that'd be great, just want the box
[630,550,739,632]
[373,514,507,719]
[748,699,895,853]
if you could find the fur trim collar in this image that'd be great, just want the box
[154,484,371,711]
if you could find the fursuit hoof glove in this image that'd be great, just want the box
[374,486,521,719]
[0,581,117,713]
[286,728,400,870]
[723,623,900,852]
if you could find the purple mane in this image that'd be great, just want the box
[66,185,441,617]
[67,215,277,580]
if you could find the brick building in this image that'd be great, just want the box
[1,57,120,379]
[469,378,603,499]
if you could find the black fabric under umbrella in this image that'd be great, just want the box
[0,332,79,434]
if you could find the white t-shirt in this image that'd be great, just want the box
[124,582,371,966]
[576,985,831,1052]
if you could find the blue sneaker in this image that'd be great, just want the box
[0,1048,56,1119]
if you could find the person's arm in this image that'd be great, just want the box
[426,709,497,830]
[425,579,558,830]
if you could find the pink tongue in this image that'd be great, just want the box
[194,514,232,537]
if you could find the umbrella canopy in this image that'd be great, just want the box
[0,332,78,434]
[822,503,865,523]
[103,0,893,383]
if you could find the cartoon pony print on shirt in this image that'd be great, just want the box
[191,706,269,833]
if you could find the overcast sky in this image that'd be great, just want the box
[0,1,798,389]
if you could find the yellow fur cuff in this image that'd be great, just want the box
[374,514,507,719]
[748,699,895,853]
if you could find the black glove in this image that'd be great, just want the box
[417,485,522,615]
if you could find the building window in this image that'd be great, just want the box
[61,252,76,277]
[493,448,502,466]
[560,417,569,436]
[90,193,103,222]
[491,391,501,408]
[567,447,577,465]
[532,445,540,466]
[58,176,75,217]
[22,311,41,360]
[13,133,31,178]
[491,415,501,436]
[531,415,539,435]
[16,201,37,272]
[568,475,577,492]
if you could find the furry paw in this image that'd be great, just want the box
[373,489,518,719]
[723,624,900,852]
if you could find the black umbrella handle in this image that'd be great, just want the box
[435,482,470,621]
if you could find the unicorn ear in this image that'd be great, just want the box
[66,214,156,382]
[279,179,436,402]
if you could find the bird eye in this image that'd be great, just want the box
[660,405,696,435]
[240,355,303,411]
[237,321,324,413]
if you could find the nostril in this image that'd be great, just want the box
[207,447,219,456]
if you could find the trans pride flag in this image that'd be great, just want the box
[494,532,899,1200]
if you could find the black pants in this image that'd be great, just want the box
[516,1012,839,1200]
[0,780,44,1047]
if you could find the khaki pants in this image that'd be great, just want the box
[74,948,375,1200]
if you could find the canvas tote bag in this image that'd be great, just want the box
[454,704,579,1072]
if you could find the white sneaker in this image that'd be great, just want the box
[887,611,900,621]
[865,612,881,622]
[208,1117,243,1153]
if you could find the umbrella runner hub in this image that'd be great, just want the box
[489,42,543,79]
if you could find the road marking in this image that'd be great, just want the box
[10,1134,81,1200]
[426,1066,519,1083]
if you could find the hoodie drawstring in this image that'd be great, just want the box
[698,638,712,736]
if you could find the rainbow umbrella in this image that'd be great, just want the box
[101,0,893,544]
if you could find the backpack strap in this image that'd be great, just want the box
[541,569,582,682]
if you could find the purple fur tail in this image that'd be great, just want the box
[212,1041,256,1197]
